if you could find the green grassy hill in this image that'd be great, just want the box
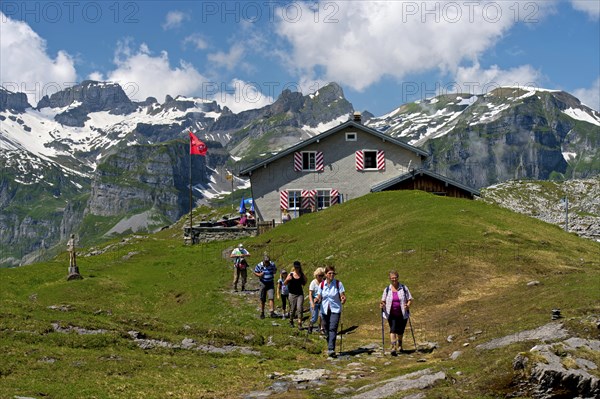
[1,191,598,398]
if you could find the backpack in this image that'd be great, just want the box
[236,258,248,270]
[320,279,340,290]
[385,284,408,298]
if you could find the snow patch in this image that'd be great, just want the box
[301,114,347,137]
[562,108,600,127]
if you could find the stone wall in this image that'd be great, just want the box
[186,227,257,244]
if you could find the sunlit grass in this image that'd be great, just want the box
[1,191,598,398]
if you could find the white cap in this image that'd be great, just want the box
[238,243,244,248]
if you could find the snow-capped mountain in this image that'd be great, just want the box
[1,82,599,267]
[366,87,600,188]
[0,81,354,266]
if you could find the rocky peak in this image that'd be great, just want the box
[136,97,158,107]
[36,80,137,126]
[310,82,345,103]
[0,87,31,113]
[269,89,305,114]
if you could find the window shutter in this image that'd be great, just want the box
[316,151,324,171]
[280,190,288,210]
[301,190,316,209]
[330,189,339,205]
[377,150,385,170]
[294,152,302,171]
[355,150,364,170]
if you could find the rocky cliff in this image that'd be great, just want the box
[213,82,354,162]
[83,139,231,239]
[367,88,600,188]
[480,177,600,242]
[2,81,599,267]
[36,80,138,127]
[0,87,31,112]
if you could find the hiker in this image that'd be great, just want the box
[315,265,346,358]
[254,254,277,319]
[282,209,291,223]
[380,270,413,356]
[247,211,256,227]
[284,261,307,329]
[276,270,289,319]
[237,213,248,227]
[67,234,77,268]
[230,243,250,291]
[308,267,325,334]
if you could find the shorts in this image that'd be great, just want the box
[388,314,408,335]
[259,281,275,303]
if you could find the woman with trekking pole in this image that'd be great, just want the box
[380,270,413,356]
[315,265,346,358]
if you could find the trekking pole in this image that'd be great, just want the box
[339,319,343,355]
[381,310,385,355]
[408,316,417,352]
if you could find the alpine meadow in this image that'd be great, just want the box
[1,191,598,398]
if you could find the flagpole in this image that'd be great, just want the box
[189,135,193,243]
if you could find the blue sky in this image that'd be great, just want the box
[1,1,599,115]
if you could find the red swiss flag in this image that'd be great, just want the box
[189,131,207,156]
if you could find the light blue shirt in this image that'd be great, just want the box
[318,279,345,314]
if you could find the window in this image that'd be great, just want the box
[363,150,378,169]
[302,152,316,170]
[317,190,331,209]
[294,151,323,172]
[346,132,357,141]
[287,190,302,210]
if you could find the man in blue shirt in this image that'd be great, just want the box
[254,254,277,319]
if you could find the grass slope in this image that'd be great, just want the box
[1,191,599,398]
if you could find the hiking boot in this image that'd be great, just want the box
[289,320,295,327]
[260,313,265,319]
[281,314,286,320]
[270,312,277,318]
[308,325,313,334]
[390,350,398,357]
[327,350,337,358]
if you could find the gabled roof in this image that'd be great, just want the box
[371,168,481,197]
[239,120,429,176]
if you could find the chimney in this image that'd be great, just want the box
[353,111,362,123]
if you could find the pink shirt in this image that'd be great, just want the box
[390,291,402,316]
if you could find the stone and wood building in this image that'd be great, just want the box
[239,113,480,224]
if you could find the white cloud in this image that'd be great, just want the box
[183,33,209,50]
[453,63,543,94]
[571,0,600,20]
[574,77,600,111]
[105,42,207,102]
[0,11,77,106]
[162,10,188,30]
[88,71,105,81]
[275,1,554,91]
[214,79,274,113]
[207,44,245,71]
